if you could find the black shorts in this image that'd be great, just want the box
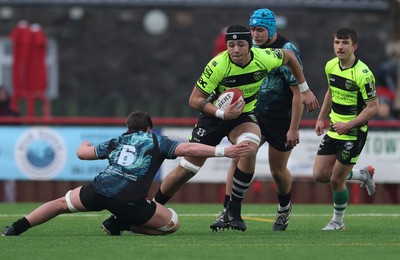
[256,113,292,152]
[189,113,259,146]
[80,183,156,225]
[316,133,367,165]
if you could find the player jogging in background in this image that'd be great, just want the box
[151,25,311,232]
[314,28,379,231]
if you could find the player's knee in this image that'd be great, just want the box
[313,171,330,183]
[179,158,201,176]
[236,132,261,147]
[237,132,260,156]
[157,208,179,234]
[65,190,79,213]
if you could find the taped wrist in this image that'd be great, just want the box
[215,109,225,119]
[298,81,310,93]
[215,146,225,157]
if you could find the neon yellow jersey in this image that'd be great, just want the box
[325,57,378,140]
[196,48,285,113]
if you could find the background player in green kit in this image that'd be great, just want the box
[153,25,311,232]
[314,28,379,231]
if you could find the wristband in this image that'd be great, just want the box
[298,81,310,93]
[215,146,225,157]
[215,109,225,120]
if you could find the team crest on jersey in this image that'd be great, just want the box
[254,71,263,81]
[212,61,218,67]
[274,49,283,59]
[344,141,354,150]
[341,150,350,160]
[345,80,353,90]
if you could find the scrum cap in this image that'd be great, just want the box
[249,8,276,40]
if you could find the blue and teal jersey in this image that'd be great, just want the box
[92,131,179,201]
[254,34,302,119]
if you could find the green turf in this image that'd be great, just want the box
[1,203,399,259]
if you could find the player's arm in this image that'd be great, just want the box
[332,98,379,135]
[315,89,332,136]
[282,49,306,86]
[282,49,318,113]
[188,86,243,120]
[301,89,319,113]
[287,85,303,147]
[173,142,250,158]
[77,140,97,160]
[189,86,217,115]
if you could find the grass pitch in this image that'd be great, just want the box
[1,203,399,260]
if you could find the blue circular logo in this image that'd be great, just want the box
[15,127,67,180]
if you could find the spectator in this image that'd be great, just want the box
[0,87,19,116]
[375,58,397,119]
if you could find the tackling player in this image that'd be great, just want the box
[2,110,250,236]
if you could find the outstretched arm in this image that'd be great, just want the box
[77,140,97,160]
[174,142,251,158]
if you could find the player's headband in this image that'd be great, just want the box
[225,31,252,43]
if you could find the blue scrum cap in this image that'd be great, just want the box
[249,8,276,40]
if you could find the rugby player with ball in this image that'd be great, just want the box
[151,24,312,232]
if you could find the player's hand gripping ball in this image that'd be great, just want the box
[215,88,244,110]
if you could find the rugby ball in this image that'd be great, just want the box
[215,88,244,110]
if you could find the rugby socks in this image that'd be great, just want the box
[223,195,230,208]
[11,217,31,235]
[277,191,291,212]
[332,188,348,223]
[230,167,254,203]
[346,168,365,181]
[153,188,172,205]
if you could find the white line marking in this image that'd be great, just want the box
[1,213,399,218]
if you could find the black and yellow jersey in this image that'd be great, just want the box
[325,57,378,140]
[196,47,285,113]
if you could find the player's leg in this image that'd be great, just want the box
[154,115,223,205]
[131,202,179,235]
[224,122,261,231]
[313,135,340,184]
[321,161,353,231]
[210,158,237,231]
[154,156,207,204]
[2,186,87,236]
[322,134,368,230]
[269,146,293,231]
[346,165,376,196]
